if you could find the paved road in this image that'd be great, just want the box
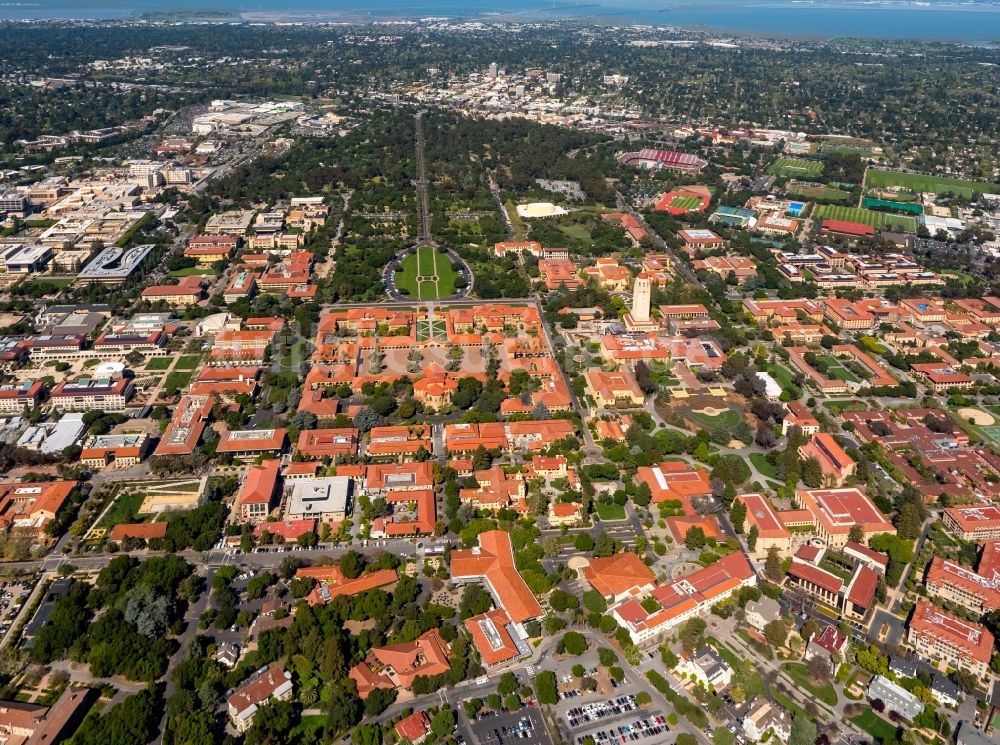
[630,211,704,289]
[489,170,515,240]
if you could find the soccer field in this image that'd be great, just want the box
[865,169,996,198]
[395,246,459,300]
[767,158,824,177]
[669,194,703,210]
[815,204,917,232]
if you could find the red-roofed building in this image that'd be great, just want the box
[787,559,843,606]
[548,501,583,527]
[783,402,820,436]
[218,428,286,460]
[636,461,712,511]
[737,493,792,555]
[798,488,895,546]
[154,394,215,457]
[465,608,524,668]
[395,712,432,744]
[254,518,316,542]
[364,462,434,492]
[583,553,656,603]
[910,362,974,391]
[907,600,993,678]
[925,542,1000,615]
[798,433,856,487]
[0,481,76,535]
[538,258,583,290]
[227,665,293,733]
[296,428,359,460]
[140,275,204,306]
[108,522,168,543]
[237,459,281,523]
[844,564,879,619]
[821,220,876,238]
[366,425,433,459]
[349,629,451,699]
[371,489,436,537]
[944,505,1000,541]
[451,530,542,624]
[189,366,260,401]
[296,566,398,606]
[610,551,756,644]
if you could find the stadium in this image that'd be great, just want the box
[654,185,712,215]
[617,148,708,173]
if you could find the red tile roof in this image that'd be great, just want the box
[584,553,656,598]
[451,530,542,623]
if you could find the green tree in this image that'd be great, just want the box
[684,526,707,550]
[789,714,818,745]
[497,671,518,696]
[431,709,456,738]
[747,525,759,551]
[535,670,558,705]
[763,619,787,648]
[559,631,589,656]
[848,524,865,544]
[764,547,784,582]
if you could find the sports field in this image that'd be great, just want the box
[866,169,995,199]
[785,181,851,203]
[815,204,917,232]
[655,188,710,213]
[671,194,703,210]
[767,158,824,178]
[395,246,458,300]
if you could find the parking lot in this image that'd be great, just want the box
[464,707,549,745]
[0,578,34,640]
[573,715,670,745]
[563,695,639,728]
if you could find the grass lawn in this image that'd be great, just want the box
[866,168,994,199]
[291,715,326,739]
[786,181,851,203]
[96,490,148,530]
[164,370,192,390]
[749,453,779,478]
[767,158,824,177]
[594,502,626,522]
[689,408,742,430]
[558,223,593,243]
[395,245,459,300]
[766,363,797,394]
[175,354,202,370]
[669,194,703,210]
[169,267,216,277]
[145,357,173,371]
[819,355,860,383]
[815,204,917,232]
[850,708,899,741]
[415,318,448,341]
